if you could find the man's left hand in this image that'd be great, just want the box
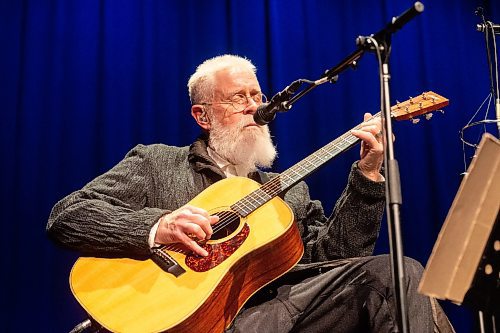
[351,113,386,182]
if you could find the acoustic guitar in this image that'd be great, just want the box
[70,92,449,333]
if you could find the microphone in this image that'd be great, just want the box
[477,22,500,34]
[253,80,303,125]
[253,103,276,126]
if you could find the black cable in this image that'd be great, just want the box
[488,21,500,102]
[476,8,496,97]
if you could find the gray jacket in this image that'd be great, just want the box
[47,137,385,265]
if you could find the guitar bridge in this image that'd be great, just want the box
[151,247,186,277]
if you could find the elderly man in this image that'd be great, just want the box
[47,54,451,332]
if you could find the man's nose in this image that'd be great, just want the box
[243,99,258,115]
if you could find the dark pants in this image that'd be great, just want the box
[227,255,435,333]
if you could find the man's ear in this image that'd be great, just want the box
[191,105,211,131]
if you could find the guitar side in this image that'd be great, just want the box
[70,177,304,333]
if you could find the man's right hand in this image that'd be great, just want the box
[154,204,219,257]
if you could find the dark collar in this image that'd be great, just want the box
[188,134,226,179]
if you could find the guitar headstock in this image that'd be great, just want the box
[391,91,449,122]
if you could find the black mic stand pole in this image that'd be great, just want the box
[356,3,424,332]
[363,34,411,333]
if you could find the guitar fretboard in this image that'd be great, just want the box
[231,112,382,217]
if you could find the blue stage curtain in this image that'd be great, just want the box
[1,0,498,331]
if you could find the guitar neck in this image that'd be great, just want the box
[268,112,381,194]
[231,112,381,217]
[230,90,450,217]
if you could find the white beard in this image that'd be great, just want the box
[208,115,277,176]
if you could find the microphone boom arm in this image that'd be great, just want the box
[264,3,424,121]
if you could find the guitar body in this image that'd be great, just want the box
[70,177,304,333]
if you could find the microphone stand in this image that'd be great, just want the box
[269,3,425,332]
[353,4,424,332]
[359,32,412,333]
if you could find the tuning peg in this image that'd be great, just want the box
[437,109,445,114]
[396,100,401,104]
[425,113,433,120]
[409,96,414,104]
[411,118,420,124]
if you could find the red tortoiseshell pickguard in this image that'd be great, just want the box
[185,223,250,272]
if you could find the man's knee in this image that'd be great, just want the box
[362,255,424,287]
[403,256,424,277]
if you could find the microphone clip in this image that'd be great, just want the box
[253,80,304,126]
[269,79,304,112]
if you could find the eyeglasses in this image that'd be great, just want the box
[201,92,267,113]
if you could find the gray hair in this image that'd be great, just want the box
[187,54,257,105]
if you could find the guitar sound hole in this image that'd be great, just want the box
[211,211,241,240]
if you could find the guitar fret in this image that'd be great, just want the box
[230,206,242,216]
[261,184,277,197]
[230,202,245,216]
[233,198,254,215]
[232,185,278,217]
[278,175,294,190]
[307,156,322,166]
[244,198,258,210]
[294,162,311,174]
[282,171,297,183]
[318,147,334,158]
[265,176,286,197]
[248,191,267,207]
[287,167,303,178]
[302,159,317,168]
[343,135,357,144]
[327,142,342,152]
[255,189,272,201]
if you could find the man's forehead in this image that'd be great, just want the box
[214,68,258,85]
[213,68,259,97]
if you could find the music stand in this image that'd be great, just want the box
[418,133,499,330]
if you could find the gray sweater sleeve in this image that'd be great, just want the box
[284,162,385,264]
[46,145,167,258]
